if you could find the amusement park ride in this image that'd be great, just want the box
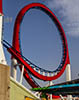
[1,0,78,100]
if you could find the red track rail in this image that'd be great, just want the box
[0,0,3,14]
[11,3,70,86]
[9,47,69,81]
[19,65,39,88]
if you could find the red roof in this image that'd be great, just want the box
[0,0,3,14]
[47,94,60,99]
[52,95,60,99]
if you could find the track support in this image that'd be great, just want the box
[0,13,7,65]
[66,64,71,81]
[66,64,72,100]
[20,65,24,84]
[11,58,17,80]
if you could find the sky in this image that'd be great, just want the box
[2,0,79,87]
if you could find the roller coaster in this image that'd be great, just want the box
[2,3,70,88]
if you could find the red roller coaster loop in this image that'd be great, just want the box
[10,3,70,86]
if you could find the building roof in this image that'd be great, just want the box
[32,79,79,95]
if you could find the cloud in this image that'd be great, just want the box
[47,0,79,37]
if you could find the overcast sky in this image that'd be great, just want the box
[3,0,79,86]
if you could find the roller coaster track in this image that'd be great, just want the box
[3,40,40,88]
[3,3,70,88]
